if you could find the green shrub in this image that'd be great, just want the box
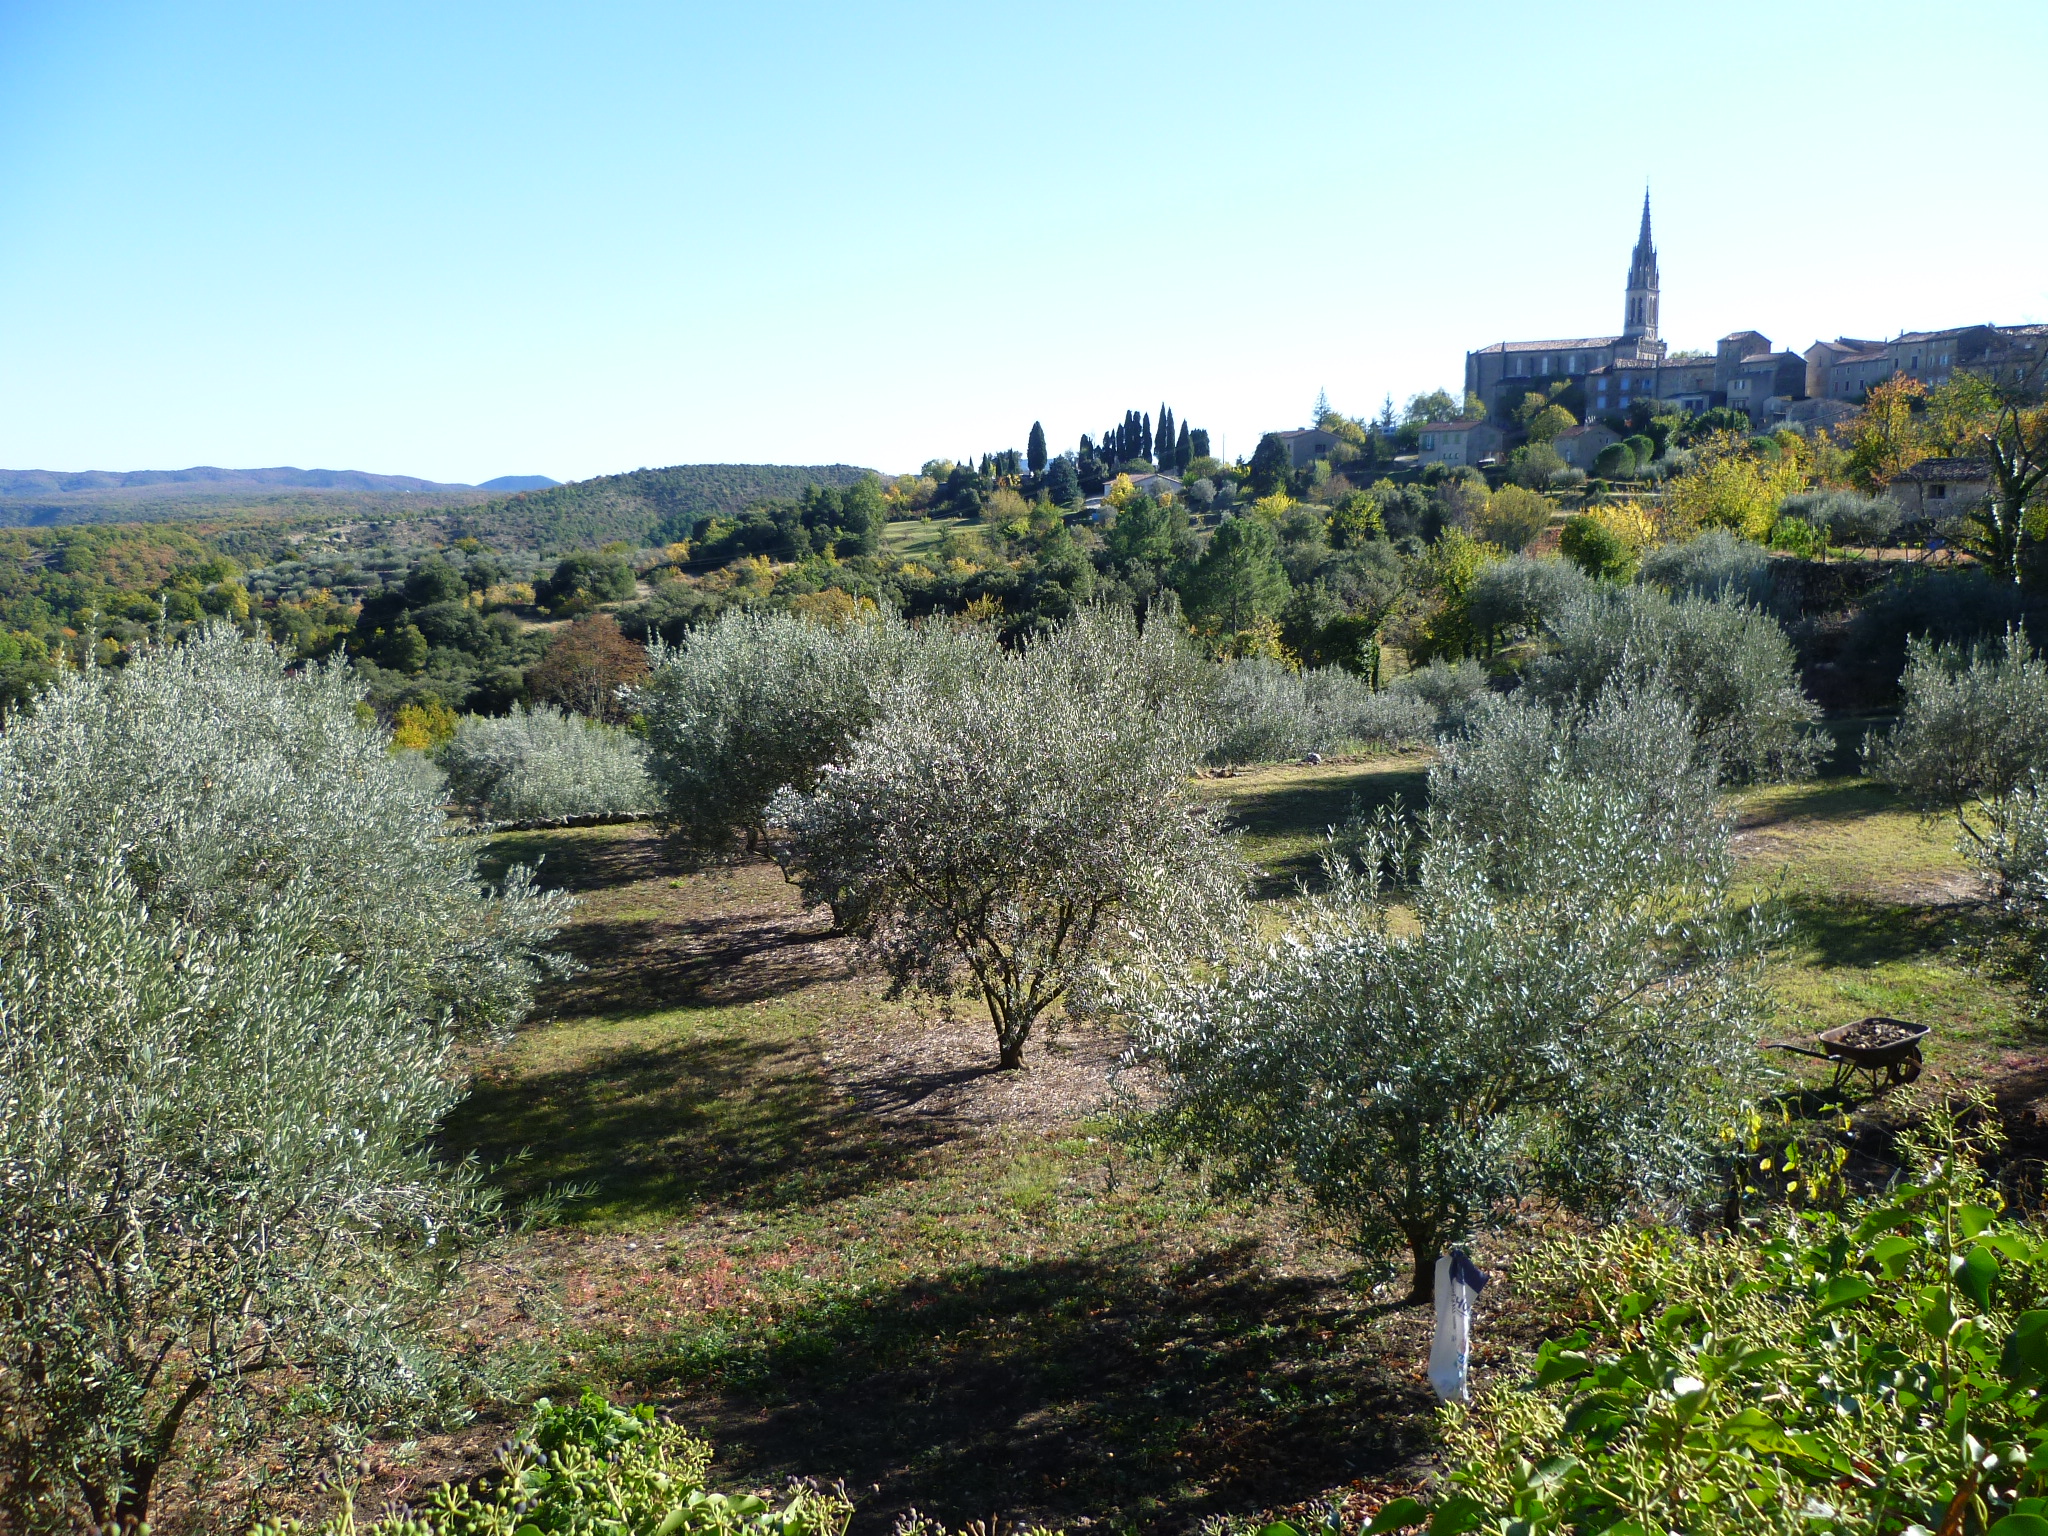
[1591,442,1636,480]
[633,609,992,862]
[1120,701,1771,1296]
[773,606,1246,1070]
[0,630,566,1530]
[438,706,656,824]
[1205,658,1435,764]
[252,1390,853,1536]
[1392,1105,2048,1536]
[1526,587,1821,783]
[1638,528,1777,609]
[1465,555,1593,654]
[1869,626,2048,821]
[0,625,570,1039]
[1557,514,1633,581]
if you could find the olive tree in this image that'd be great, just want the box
[1121,685,1772,1299]
[0,630,566,1529]
[632,609,992,863]
[1868,626,2048,844]
[0,627,569,1038]
[771,607,1247,1070]
[1525,585,1821,782]
[438,705,656,825]
[1869,628,2048,1015]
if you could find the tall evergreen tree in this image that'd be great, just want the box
[1190,428,1211,460]
[1176,420,1192,473]
[1141,412,1153,462]
[1377,395,1397,434]
[1313,387,1331,424]
[1027,421,1048,475]
[1158,405,1174,464]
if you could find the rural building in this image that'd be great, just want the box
[1415,420,1503,468]
[1550,421,1621,469]
[1888,457,1991,521]
[1276,428,1340,468]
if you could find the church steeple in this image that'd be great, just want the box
[1623,188,1659,343]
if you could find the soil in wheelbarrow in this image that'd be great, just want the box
[1829,1019,1920,1051]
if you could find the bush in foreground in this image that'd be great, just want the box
[0,627,570,1038]
[1870,626,2048,831]
[0,631,569,1530]
[1383,1106,2048,1536]
[254,1391,852,1536]
[437,705,656,824]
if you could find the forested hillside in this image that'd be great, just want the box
[445,463,879,549]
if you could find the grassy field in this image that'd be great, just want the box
[179,756,2046,1534]
[880,516,972,561]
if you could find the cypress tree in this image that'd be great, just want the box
[1176,420,1192,473]
[1190,428,1211,459]
[1141,412,1153,462]
[1027,421,1048,475]
[1158,405,1173,463]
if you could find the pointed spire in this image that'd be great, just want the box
[1637,186,1652,253]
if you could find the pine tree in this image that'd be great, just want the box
[1377,395,1397,434]
[1314,387,1331,424]
[1027,421,1048,475]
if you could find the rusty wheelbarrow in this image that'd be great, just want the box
[1769,1016,1928,1097]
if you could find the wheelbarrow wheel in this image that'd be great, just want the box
[1891,1049,1924,1086]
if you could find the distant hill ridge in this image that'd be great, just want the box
[0,465,471,496]
[446,462,880,550]
[0,462,872,544]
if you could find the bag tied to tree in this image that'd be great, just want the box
[1427,1248,1489,1402]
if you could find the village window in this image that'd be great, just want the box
[1930,483,1947,499]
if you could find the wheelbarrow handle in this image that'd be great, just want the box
[1766,1042,1835,1061]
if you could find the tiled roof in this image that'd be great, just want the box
[1472,336,1621,354]
[1896,457,1990,482]
[1421,419,1489,432]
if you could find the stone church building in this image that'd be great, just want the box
[1462,195,1797,425]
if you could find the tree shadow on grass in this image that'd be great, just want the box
[545,905,853,1019]
[1737,777,1905,832]
[441,1030,947,1225]
[647,1241,1433,1535]
[1221,764,1430,897]
[1781,892,1978,970]
[484,825,662,894]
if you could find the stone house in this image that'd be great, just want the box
[1888,458,1991,522]
[1550,421,1622,470]
[1416,420,1504,468]
[1276,428,1339,469]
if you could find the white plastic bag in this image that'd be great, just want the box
[1427,1248,1489,1402]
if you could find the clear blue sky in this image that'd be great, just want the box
[2,1,2043,485]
